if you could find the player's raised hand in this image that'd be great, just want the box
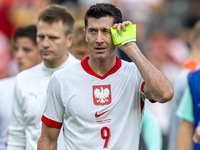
[112,21,132,35]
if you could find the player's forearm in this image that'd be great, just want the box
[37,138,57,150]
[120,42,174,103]
[176,120,193,150]
[38,123,59,150]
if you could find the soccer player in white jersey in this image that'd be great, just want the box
[69,19,163,150]
[38,3,174,150]
[7,4,79,150]
[0,24,42,150]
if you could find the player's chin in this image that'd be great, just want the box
[95,54,107,60]
[41,55,53,61]
[18,66,25,72]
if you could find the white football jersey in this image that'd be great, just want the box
[42,57,146,150]
[0,76,16,150]
[7,53,80,150]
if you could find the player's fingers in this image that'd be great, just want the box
[121,21,132,31]
[112,23,118,28]
[121,23,126,31]
[116,23,122,34]
[112,21,132,34]
[193,128,200,144]
[193,134,200,143]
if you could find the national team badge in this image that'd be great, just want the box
[93,85,111,106]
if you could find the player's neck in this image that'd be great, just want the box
[88,55,116,77]
[44,53,68,69]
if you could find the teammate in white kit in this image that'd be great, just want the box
[7,4,79,150]
[0,24,42,150]
[38,3,174,150]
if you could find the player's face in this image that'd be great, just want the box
[85,16,116,61]
[13,37,42,72]
[37,20,73,68]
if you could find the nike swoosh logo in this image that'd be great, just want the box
[95,110,110,118]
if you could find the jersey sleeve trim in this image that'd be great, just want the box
[141,81,145,92]
[141,81,156,103]
[41,115,62,129]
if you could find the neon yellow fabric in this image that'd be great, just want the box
[110,24,136,45]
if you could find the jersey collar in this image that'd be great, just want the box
[81,56,122,80]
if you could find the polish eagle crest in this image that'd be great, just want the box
[94,87,110,104]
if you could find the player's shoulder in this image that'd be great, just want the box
[190,68,200,76]
[54,61,81,77]
[0,76,16,89]
[0,76,16,84]
[17,63,43,81]
[120,59,137,70]
[67,52,81,64]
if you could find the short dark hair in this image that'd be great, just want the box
[37,4,75,35]
[14,24,37,45]
[84,3,122,29]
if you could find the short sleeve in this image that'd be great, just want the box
[42,74,64,129]
[140,81,156,103]
[176,87,194,122]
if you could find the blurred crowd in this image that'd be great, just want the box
[1,0,199,79]
[0,0,200,149]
